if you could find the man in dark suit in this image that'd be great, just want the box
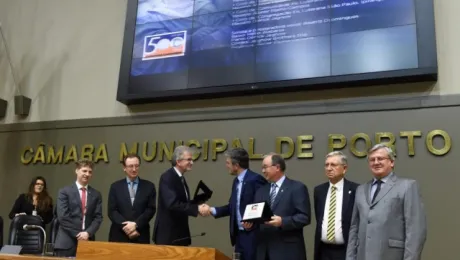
[243,153,311,260]
[203,148,267,260]
[314,151,359,260]
[54,159,103,257]
[108,153,156,243]
[153,145,208,246]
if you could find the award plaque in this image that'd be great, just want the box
[242,202,274,223]
[192,180,213,204]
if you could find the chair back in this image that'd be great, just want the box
[8,215,44,254]
[48,216,59,244]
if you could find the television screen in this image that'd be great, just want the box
[117,0,437,104]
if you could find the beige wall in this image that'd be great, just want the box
[0,0,458,124]
[0,101,457,259]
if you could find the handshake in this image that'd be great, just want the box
[198,204,212,217]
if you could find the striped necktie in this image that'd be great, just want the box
[269,183,277,208]
[326,186,337,242]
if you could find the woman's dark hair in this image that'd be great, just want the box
[26,176,53,212]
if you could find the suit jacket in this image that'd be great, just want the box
[55,183,103,250]
[254,177,311,260]
[313,179,359,260]
[153,167,199,246]
[346,173,427,260]
[213,169,267,245]
[108,177,156,243]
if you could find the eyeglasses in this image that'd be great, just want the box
[35,183,44,186]
[126,165,140,169]
[368,157,390,163]
[324,163,343,168]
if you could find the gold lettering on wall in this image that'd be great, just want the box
[375,132,396,156]
[328,134,346,152]
[297,135,314,158]
[211,139,228,161]
[142,142,157,162]
[350,133,372,157]
[248,138,263,159]
[159,141,174,162]
[400,131,422,156]
[276,137,294,158]
[47,146,64,164]
[426,130,451,156]
[119,143,139,162]
[186,140,201,160]
[19,130,453,165]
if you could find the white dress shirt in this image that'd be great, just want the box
[76,181,88,230]
[321,178,344,244]
[174,167,189,199]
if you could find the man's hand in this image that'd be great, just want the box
[242,221,253,230]
[76,232,89,240]
[199,204,211,217]
[128,230,140,240]
[264,215,282,227]
[122,221,137,235]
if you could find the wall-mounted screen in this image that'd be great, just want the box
[117,0,437,105]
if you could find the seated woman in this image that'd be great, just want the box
[9,176,54,225]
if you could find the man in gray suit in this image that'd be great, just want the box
[346,144,427,260]
[54,159,103,257]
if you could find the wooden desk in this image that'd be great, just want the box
[0,255,67,260]
[76,241,230,260]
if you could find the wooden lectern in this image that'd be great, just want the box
[76,241,231,260]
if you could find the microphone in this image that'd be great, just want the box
[23,224,47,255]
[171,232,206,244]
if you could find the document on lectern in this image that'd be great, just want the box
[242,202,274,223]
[192,180,213,204]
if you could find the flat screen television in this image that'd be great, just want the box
[117,0,437,105]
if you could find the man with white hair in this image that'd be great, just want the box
[346,144,427,260]
[314,151,359,260]
[153,145,208,246]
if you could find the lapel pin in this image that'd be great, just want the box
[349,191,352,194]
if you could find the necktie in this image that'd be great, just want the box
[235,179,242,229]
[181,177,189,200]
[81,187,87,216]
[81,187,87,230]
[326,186,337,242]
[372,180,383,203]
[129,182,135,205]
[269,183,277,208]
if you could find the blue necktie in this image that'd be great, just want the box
[235,179,243,230]
[269,183,277,208]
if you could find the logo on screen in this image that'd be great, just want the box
[142,31,187,60]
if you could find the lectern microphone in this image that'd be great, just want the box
[171,232,206,245]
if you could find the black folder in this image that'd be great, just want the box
[192,180,213,204]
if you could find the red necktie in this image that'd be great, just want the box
[81,187,87,216]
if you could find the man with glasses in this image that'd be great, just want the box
[153,145,208,246]
[242,153,311,260]
[313,151,359,260]
[107,153,156,244]
[346,144,427,260]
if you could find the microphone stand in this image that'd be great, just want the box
[23,225,47,256]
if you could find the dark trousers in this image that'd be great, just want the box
[54,247,77,257]
[235,230,256,260]
[319,242,346,260]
